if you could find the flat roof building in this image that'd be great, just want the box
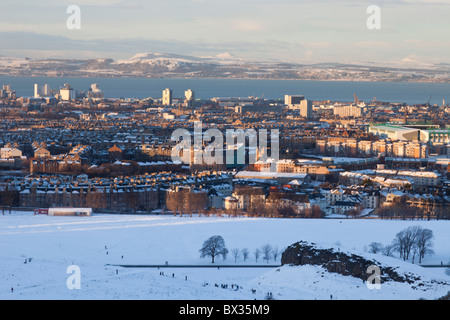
[369,125,420,141]
[48,208,93,216]
[162,88,173,106]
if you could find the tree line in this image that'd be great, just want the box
[366,225,435,264]
[199,235,283,264]
[375,202,450,220]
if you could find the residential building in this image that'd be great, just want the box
[59,83,74,101]
[285,95,313,118]
[162,88,173,106]
[0,147,22,159]
[333,105,364,118]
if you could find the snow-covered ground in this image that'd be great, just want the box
[1,212,449,300]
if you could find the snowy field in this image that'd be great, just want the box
[0,211,449,300]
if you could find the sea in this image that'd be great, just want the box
[1,76,450,106]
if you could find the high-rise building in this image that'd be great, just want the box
[285,95,305,106]
[333,105,364,118]
[285,95,313,119]
[299,100,313,119]
[162,88,173,106]
[0,85,15,99]
[43,84,49,96]
[185,89,195,101]
[34,84,50,98]
[59,83,74,101]
[87,83,104,100]
[185,89,195,107]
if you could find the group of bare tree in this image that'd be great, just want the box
[366,225,435,264]
[224,202,325,219]
[200,236,283,264]
[0,187,19,214]
[166,188,208,217]
[393,226,434,264]
[376,203,450,220]
[230,244,282,264]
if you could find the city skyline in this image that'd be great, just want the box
[1,0,449,303]
[0,0,449,66]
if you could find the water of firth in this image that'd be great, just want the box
[1,76,450,105]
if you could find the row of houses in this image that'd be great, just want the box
[339,168,443,191]
[316,138,430,159]
[2,155,449,217]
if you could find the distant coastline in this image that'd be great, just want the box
[1,75,449,105]
[1,73,449,84]
[1,52,450,84]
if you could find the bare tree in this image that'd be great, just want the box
[393,226,433,262]
[276,204,297,218]
[367,242,384,254]
[382,243,396,257]
[231,248,240,263]
[414,228,434,264]
[241,248,250,262]
[199,235,228,264]
[254,248,261,263]
[166,189,183,216]
[393,233,406,260]
[0,185,17,214]
[261,244,273,263]
[249,198,267,217]
[185,190,208,217]
[125,188,138,213]
[221,247,229,261]
[393,226,421,261]
[272,246,280,262]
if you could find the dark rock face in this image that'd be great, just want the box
[281,241,417,284]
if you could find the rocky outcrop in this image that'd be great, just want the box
[281,241,429,285]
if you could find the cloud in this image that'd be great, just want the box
[0,1,449,64]
[0,32,302,61]
[354,41,389,47]
[231,20,266,32]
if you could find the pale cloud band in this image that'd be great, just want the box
[0,0,448,65]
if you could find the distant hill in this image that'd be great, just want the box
[1,52,450,82]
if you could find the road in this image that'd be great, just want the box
[107,264,282,269]
[107,264,449,269]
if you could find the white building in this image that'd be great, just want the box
[223,196,238,211]
[0,85,15,99]
[420,130,450,145]
[48,208,93,216]
[34,84,50,98]
[87,83,104,100]
[333,105,364,118]
[285,95,304,106]
[285,95,313,119]
[0,147,22,159]
[185,89,195,102]
[369,125,420,141]
[162,88,173,106]
[60,83,74,101]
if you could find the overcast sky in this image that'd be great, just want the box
[0,0,449,66]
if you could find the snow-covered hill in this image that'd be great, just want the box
[0,212,449,300]
[2,52,450,81]
[111,52,245,72]
[0,56,29,68]
[115,52,215,64]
